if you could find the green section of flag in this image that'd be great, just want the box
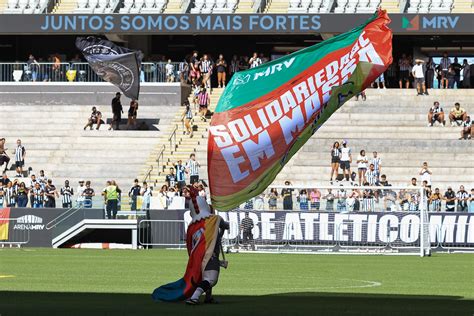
[402,17,411,29]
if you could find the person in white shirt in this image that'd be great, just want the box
[140,181,152,211]
[356,150,368,186]
[339,141,352,182]
[419,162,432,186]
[165,59,175,83]
[76,180,85,207]
[412,59,428,96]
[249,52,262,69]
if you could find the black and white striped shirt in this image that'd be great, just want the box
[430,106,443,114]
[15,145,25,162]
[200,60,211,73]
[5,186,16,206]
[371,157,382,174]
[186,159,199,176]
[61,186,74,205]
[250,57,262,68]
[457,191,469,207]
[32,188,44,205]
[366,170,378,185]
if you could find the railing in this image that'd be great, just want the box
[143,165,154,183]
[0,61,181,83]
[157,144,166,174]
[0,218,30,247]
[168,124,179,153]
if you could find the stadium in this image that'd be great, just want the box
[0,2,473,315]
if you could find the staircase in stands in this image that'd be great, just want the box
[137,88,224,192]
[53,0,77,13]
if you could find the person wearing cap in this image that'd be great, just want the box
[84,106,103,130]
[412,59,428,96]
[110,92,123,131]
[76,180,86,207]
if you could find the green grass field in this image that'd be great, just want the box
[0,249,473,315]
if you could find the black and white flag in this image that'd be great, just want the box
[76,36,143,100]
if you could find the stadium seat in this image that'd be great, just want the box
[190,0,204,13]
[289,0,300,7]
[34,0,49,12]
[140,0,156,12]
[129,0,144,12]
[201,0,215,13]
[334,0,347,12]
[318,0,333,12]
[119,0,133,12]
[94,0,108,13]
[308,0,322,12]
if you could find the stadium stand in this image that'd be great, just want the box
[3,0,49,13]
[186,89,474,191]
[0,103,182,193]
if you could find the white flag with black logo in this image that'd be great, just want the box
[76,36,143,100]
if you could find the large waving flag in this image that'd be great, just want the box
[0,208,11,241]
[76,36,143,100]
[208,10,392,211]
[152,215,221,301]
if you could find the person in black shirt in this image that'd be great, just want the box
[127,100,139,129]
[444,187,456,212]
[216,54,227,88]
[84,107,103,130]
[281,181,294,210]
[240,212,255,250]
[128,179,141,212]
[44,179,58,208]
[83,181,95,208]
[110,92,123,130]
[448,58,462,89]
[165,168,177,188]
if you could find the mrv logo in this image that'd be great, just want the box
[402,15,459,31]
[234,57,295,85]
[14,215,45,230]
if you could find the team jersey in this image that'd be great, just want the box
[15,145,25,162]
[60,186,74,205]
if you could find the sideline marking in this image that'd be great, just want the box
[0,275,15,279]
[270,279,382,291]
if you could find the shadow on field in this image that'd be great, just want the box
[0,290,472,316]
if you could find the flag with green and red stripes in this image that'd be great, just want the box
[208,10,393,210]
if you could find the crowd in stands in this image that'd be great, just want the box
[427,101,472,139]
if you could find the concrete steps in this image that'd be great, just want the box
[53,0,77,13]
[234,0,254,12]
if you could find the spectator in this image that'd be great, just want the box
[460,116,472,140]
[249,52,262,69]
[412,59,428,96]
[189,57,201,87]
[216,54,227,88]
[425,57,436,89]
[429,188,442,212]
[356,150,368,186]
[0,138,10,172]
[240,212,255,250]
[323,189,335,211]
[28,174,37,206]
[362,183,375,212]
[165,167,177,188]
[84,107,103,131]
[44,179,58,208]
[449,103,467,126]
[336,186,347,212]
[110,92,123,131]
[165,59,175,82]
[76,180,85,207]
[448,57,462,89]
[330,141,341,182]
[200,54,212,90]
[456,185,469,212]
[128,179,141,212]
[462,59,471,88]
[16,182,28,207]
[444,187,456,212]
[52,54,62,82]
[355,90,366,101]
[5,181,17,207]
[158,184,169,209]
[410,177,418,187]
[83,180,95,208]
[428,101,445,127]
[339,140,352,182]
[229,55,240,79]
[26,54,40,82]
[60,180,74,208]
[38,170,47,189]
[469,188,474,213]
[186,153,200,184]
[398,54,410,89]
[103,180,119,219]
[31,182,44,208]
[1,171,10,186]
[12,139,26,178]
[127,100,139,129]
[366,164,378,186]
[175,160,186,190]
[419,162,432,186]
[181,101,193,137]
[408,190,419,212]
[197,87,210,122]
[141,181,152,211]
[298,189,309,211]
[178,58,189,84]
[373,74,385,89]
[371,151,382,179]
[254,193,264,211]
[439,52,451,89]
[268,188,278,210]
[309,188,321,211]
[281,181,294,210]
